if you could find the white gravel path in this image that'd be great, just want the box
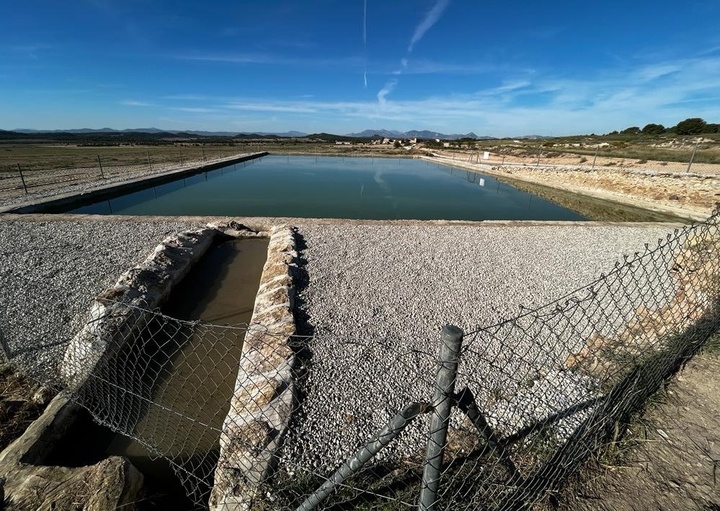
[0,217,203,365]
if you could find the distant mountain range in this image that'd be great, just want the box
[10,128,491,140]
[11,128,307,138]
[346,129,488,140]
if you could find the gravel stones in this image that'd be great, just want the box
[0,218,202,367]
[282,222,681,473]
[0,216,684,489]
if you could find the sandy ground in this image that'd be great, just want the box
[430,152,719,222]
[556,351,720,510]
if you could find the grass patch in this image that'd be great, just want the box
[0,363,54,452]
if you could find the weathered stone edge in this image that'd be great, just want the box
[210,225,298,511]
[60,227,218,388]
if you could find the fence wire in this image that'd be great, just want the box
[0,148,249,209]
[2,210,719,510]
[443,141,720,175]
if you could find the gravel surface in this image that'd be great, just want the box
[0,218,203,367]
[0,216,685,480]
[283,222,683,472]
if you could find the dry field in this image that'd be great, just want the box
[0,144,248,209]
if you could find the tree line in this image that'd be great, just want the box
[614,117,719,136]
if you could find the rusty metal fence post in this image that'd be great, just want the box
[97,155,105,179]
[16,164,28,194]
[418,325,464,511]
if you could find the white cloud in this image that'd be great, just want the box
[162,94,210,101]
[121,100,155,107]
[178,52,364,69]
[171,107,217,113]
[109,53,720,137]
[225,102,318,113]
[377,79,397,107]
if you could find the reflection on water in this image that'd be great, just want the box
[67,156,587,221]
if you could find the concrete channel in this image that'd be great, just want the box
[0,218,299,509]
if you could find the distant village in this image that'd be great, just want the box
[335,137,466,149]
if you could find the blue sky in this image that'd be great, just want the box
[1,0,719,136]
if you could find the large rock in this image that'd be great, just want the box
[5,456,144,511]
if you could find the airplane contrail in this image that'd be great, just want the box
[375,0,451,104]
[408,0,450,53]
[363,0,368,87]
[363,0,367,45]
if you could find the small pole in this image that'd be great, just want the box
[146,151,152,172]
[17,164,28,194]
[591,145,599,171]
[97,155,105,179]
[419,325,464,511]
[686,141,699,173]
[201,145,206,162]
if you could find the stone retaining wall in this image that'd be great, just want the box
[210,225,298,511]
[60,227,217,388]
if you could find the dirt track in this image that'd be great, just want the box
[556,350,720,510]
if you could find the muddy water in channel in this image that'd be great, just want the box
[104,237,269,503]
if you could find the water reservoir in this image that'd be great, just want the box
[64,156,587,221]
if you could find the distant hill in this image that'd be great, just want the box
[4,127,495,142]
[305,132,362,142]
[346,129,488,140]
[12,128,309,138]
[247,131,307,137]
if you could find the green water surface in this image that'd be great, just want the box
[69,155,587,221]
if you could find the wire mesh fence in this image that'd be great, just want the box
[2,210,719,509]
[441,141,720,176]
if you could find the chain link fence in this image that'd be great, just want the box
[2,210,719,509]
